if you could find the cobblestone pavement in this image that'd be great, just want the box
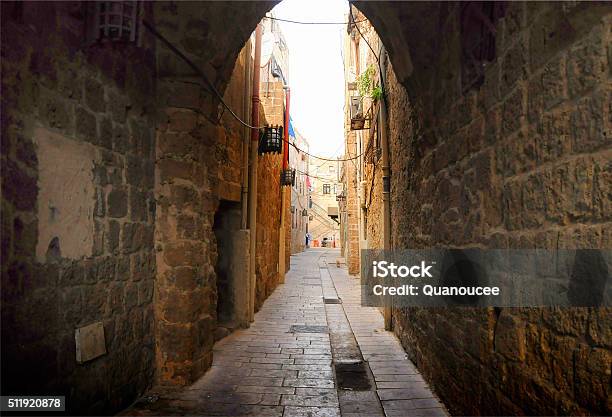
[124,249,448,417]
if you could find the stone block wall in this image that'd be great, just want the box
[284,188,292,272]
[343,131,361,275]
[154,87,221,385]
[1,3,157,414]
[1,1,285,413]
[378,2,611,415]
[261,81,287,126]
[363,159,384,250]
[153,1,284,385]
[153,0,289,382]
[255,152,283,309]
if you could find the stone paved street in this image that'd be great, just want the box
[124,249,448,417]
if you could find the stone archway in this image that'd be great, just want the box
[152,2,611,415]
[1,1,609,414]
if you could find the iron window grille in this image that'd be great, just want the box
[460,2,506,92]
[92,1,141,43]
[281,168,296,187]
[258,125,284,155]
[323,184,331,194]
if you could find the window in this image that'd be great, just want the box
[329,165,335,172]
[460,2,506,92]
[91,1,140,43]
[323,184,331,194]
[333,184,338,195]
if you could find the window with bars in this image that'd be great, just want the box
[91,1,140,43]
[460,2,506,92]
[323,184,331,194]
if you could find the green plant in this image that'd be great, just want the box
[357,64,383,100]
[371,85,383,101]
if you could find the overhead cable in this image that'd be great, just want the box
[265,15,367,25]
[142,19,367,163]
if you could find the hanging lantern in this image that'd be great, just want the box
[280,168,296,186]
[258,125,283,155]
[301,209,308,217]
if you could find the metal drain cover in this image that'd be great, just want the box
[290,325,329,333]
[323,297,342,304]
[334,361,371,391]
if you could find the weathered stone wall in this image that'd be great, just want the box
[3,1,609,415]
[252,69,288,305]
[154,83,221,386]
[1,2,157,414]
[363,159,384,250]
[261,81,286,126]
[284,188,292,272]
[343,131,361,275]
[153,1,284,386]
[254,152,283,308]
[1,1,285,413]
[375,2,611,415]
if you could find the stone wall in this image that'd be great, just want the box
[375,2,611,415]
[363,158,384,251]
[257,79,291,286]
[284,188,292,272]
[2,1,609,415]
[343,131,361,275]
[154,1,286,385]
[254,152,283,308]
[1,2,157,414]
[1,1,285,413]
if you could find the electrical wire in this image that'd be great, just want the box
[265,15,367,25]
[296,168,340,183]
[348,5,380,63]
[310,142,344,171]
[348,3,386,106]
[297,146,364,162]
[143,19,369,163]
[143,20,267,130]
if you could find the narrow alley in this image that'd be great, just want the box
[2,1,610,416]
[125,249,447,417]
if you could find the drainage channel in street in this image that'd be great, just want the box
[319,262,386,416]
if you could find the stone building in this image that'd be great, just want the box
[257,10,292,296]
[1,1,610,416]
[340,3,611,416]
[308,159,341,247]
[1,2,291,414]
[289,126,310,254]
[339,11,383,273]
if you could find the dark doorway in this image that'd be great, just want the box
[213,200,242,333]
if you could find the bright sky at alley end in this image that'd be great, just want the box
[271,0,348,158]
